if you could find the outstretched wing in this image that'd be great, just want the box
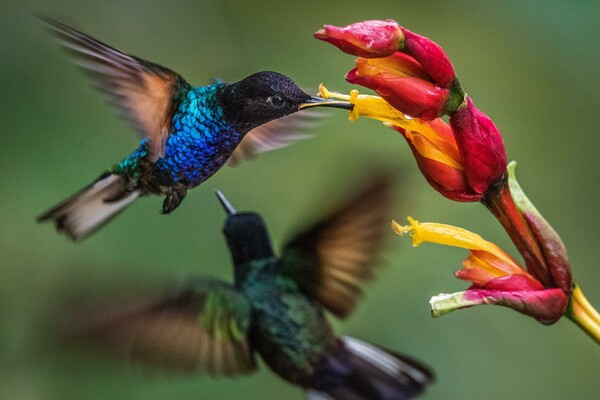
[76,279,256,376]
[41,17,189,162]
[227,109,325,166]
[280,175,393,319]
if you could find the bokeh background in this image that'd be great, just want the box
[2,0,599,399]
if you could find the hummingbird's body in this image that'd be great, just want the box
[114,83,237,194]
[236,257,335,386]
[37,18,352,241]
[73,179,433,399]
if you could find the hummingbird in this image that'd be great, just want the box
[69,177,433,399]
[36,17,353,241]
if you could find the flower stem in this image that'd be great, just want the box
[481,176,552,286]
[567,284,600,345]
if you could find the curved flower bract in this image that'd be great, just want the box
[392,217,569,324]
[508,162,572,294]
[400,27,455,89]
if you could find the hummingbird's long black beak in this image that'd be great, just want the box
[298,96,354,111]
[215,190,236,216]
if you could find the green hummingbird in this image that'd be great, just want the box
[70,177,433,399]
[36,17,352,241]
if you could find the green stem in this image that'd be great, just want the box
[481,176,552,286]
[567,284,600,345]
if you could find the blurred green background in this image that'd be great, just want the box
[1,0,599,399]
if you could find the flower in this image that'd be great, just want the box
[317,19,508,193]
[314,19,403,58]
[392,217,569,324]
[346,53,453,120]
[315,19,464,120]
[318,85,505,200]
[315,19,455,88]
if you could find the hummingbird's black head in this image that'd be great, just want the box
[215,190,275,266]
[219,71,353,133]
[222,213,275,266]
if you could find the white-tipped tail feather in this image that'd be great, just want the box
[305,336,433,400]
[341,336,432,388]
[38,173,140,241]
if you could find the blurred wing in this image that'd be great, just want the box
[227,110,325,166]
[41,17,189,162]
[280,176,393,318]
[77,279,256,376]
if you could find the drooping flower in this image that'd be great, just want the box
[318,85,505,200]
[392,217,569,324]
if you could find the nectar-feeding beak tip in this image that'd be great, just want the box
[298,96,354,111]
[214,190,237,216]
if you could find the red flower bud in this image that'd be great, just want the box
[449,97,507,194]
[314,20,403,58]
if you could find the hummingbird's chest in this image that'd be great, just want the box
[239,263,335,386]
[154,85,242,187]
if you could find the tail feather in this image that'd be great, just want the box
[306,336,433,400]
[38,173,140,241]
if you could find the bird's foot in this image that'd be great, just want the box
[161,188,187,214]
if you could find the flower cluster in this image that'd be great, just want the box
[315,20,506,202]
[316,19,600,342]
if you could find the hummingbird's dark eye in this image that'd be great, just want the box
[268,94,285,108]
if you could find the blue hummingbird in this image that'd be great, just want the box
[68,177,433,399]
[36,17,353,241]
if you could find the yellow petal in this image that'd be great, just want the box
[403,129,463,170]
[320,84,419,127]
[355,55,431,80]
[463,252,524,278]
[391,217,522,272]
